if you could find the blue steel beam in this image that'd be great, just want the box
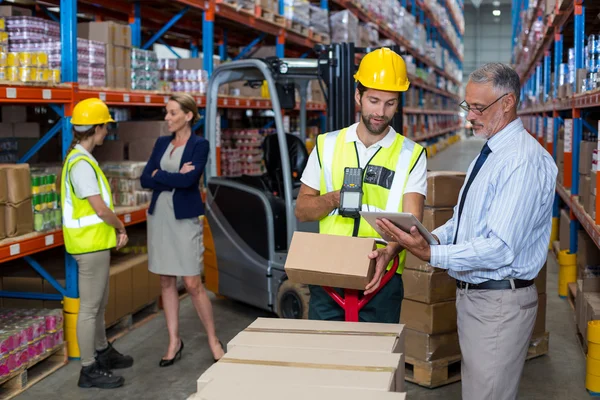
[191,42,199,58]
[233,33,267,61]
[131,1,142,48]
[18,122,62,164]
[320,0,328,10]
[279,0,284,15]
[554,32,562,99]
[142,6,190,50]
[65,253,78,298]
[203,10,214,76]
[543,53,551,102]
[157,37,182,58]
[219,30,227,61]
[583,119,599,136]
[39,5,60,23]
[49,104,64,118]
[60,0,77,83]
[24,256,68,297]
[0,291,62,301]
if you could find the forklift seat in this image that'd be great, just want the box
[262,133,309,198]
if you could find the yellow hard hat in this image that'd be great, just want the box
[71,98,115,125]
[353,47,410,92]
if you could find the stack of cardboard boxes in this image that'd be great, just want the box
[0,163,33,239]
[579,139,596,216]
[77,21,132,89]
[188,318,407,399]
[575,229,600,346]
[93,121,170,164]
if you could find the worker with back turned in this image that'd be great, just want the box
[295,47,428,323]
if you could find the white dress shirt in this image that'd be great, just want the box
[430,118,558,283]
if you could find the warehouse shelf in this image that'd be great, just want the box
[556,183,600,249]
[518,88,600,115]
[513,0,543,67]
[446,0,464,36]
[331,0,461,86]
[414,124,463,141]
[409,75,461,101]
[0,84,72,104]
[404,108,460,116]
[0,205,148,264]
[412,0,463,62]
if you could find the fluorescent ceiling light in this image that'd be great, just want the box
[492,0,501,6]
[492,9,501,16]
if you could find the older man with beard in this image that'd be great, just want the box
[375,63,557,399]
[295,47,427,323]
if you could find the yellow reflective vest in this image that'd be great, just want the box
[317,127,425,275]
[61,149,116,255]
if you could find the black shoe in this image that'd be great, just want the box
[96,341,134,370]
[159,340,184,367]
[78,362,124,389]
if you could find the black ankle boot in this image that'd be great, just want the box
[96,341,134,370]
[78,362,124,389]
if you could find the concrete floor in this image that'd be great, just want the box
[15,136,591,399]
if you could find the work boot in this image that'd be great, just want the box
[78,362,124,389]
[96,341,134,369]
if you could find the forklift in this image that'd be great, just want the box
[202,43,405,319]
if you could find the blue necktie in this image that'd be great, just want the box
[453,143,492,244]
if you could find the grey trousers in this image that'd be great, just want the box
[457,284,538,400]
[74,250,110,367]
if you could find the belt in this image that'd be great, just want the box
[456,279,534,290]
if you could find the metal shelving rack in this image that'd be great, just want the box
[0,0,464,359]
[512,0,600,255]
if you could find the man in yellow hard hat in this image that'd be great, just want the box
[295,47,427,322]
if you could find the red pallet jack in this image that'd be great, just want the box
[322,254,400,322]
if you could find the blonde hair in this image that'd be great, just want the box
[169,93,200,125]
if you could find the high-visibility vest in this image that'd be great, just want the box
[317,127,425,275]
[61,149,116,255]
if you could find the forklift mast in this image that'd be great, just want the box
[314,43,405,135]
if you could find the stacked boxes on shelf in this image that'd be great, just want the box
[330,10,359,44]
[309,5,329,39]
[30,166,61,233]
[101,162,151,207]
[131,49,159,91]
[47,39,104,87]
[400,172,464,386]
[0,163,33,239]
[220,129,269,177]
[0,308,64,379]
[190,318,407,398]
[77,21,132,89]
[283,0,310,27]
[3,16,60,84]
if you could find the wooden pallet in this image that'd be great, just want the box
[568,282,578,311]
[285,20,309,37]
[405,332,550,389]
[0,343,67,400]
[258,8,285,27]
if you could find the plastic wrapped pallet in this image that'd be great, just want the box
[329,10,358,44]
[101,161,147,179]
[284,0,310,27]
[131,48,159,91]
[309,5,329,36]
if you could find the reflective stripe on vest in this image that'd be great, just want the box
[316,127,424,275]
[61,150,117,254]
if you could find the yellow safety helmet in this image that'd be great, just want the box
[353,47,410,92]
[71,98,115,126]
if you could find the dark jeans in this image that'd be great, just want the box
[307,274,404,323]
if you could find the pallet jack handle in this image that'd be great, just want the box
[322,239,400,322]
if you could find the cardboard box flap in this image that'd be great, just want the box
[227,331,401,353]
[285,232,376,290]
[247,317,405,336]
[196,380,407,400]
[197,362,395,394]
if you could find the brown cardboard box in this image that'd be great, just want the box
[557,138,565,165]
[576,68,588,94]
[585,292,600,340]
[0,203,6,240]
[403,265,455,303]
[112,23,132,48]
[106,45,131,69]
[578,230,600,272]
[221,346,405,392]
[78,22,131,47]
[576,279,584,335]
[560,208,570,250]
[0,163,31,204]
[13,123,40,138]
[115,67,131,90]
[106,65,116,88]
[2,271,43,309]
[580,141,596,175]
[533,293,547,336]
[405,328,460,361]
[132,256,150,311]
[197,381,408,400]
[0,167,7,203]
[425,171,466,207]
[535,264,547,294]
[0,6,32,16]
[0,123,13,137]
[93,140,126,162]
[148,270,162,300]
[400,299,457,334]
[580,175,591,211]
[197,362,396,394]
[111,260,133,321]
[245,318,405,349]
[285,232,376,290]
[128,138,156,162]
[2,106,27,123]
[227,330,402,354]
[177,56,221,71]
[117,121,170,141]
[422,207,453,232]
[5,199,33,237]
[105,274,117,326]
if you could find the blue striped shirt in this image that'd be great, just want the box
[430,118,558,284]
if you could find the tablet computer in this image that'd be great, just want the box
[360,211,438,245]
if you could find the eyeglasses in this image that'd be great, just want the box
[459,93,509,116]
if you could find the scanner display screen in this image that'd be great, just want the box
[341,191,361,209]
